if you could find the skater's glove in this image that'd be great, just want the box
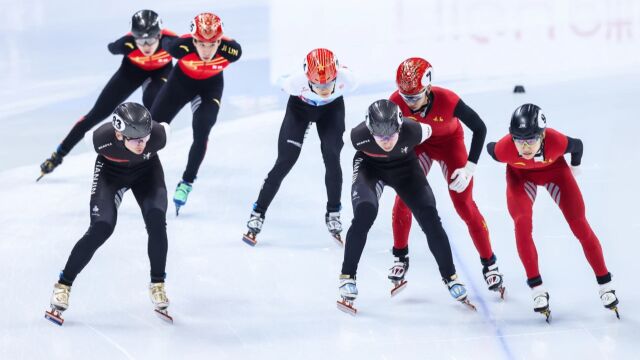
[449,161,476,193]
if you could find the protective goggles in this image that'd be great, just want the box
[512,135,541,146]
[373,132,399,142]
[124,134,151,144]
[399,88,427,103]
[310,79,336,91]
[135,36,160,47]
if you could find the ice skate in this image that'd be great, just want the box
[444,274,476,311]
[483,263,505,299]
[149,282,173,323]
[388,256,409,297]
[173,180,192,216]
[599,283,620,319]
[45,283,71,326]
[242,210,264,246]
[38,151,64,181]
[325,211,343,246]
[336,274,358,315]
[532,287,551,323]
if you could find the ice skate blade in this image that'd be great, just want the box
[496,286,506,300]
[390,280,407,297]
[610,306,620,319]
[45,309,64,326]
[155,309,173,324]
[174,204,181,216]
[332,233,344,246]
[336,299,357,315]
[460,298,477,311]
[36,172,46,182]
[242,233,257,246]
[536,308,552,323]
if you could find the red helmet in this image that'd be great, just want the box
[304,48,338,84]
[190,12,224,42]
[396,57,433,95]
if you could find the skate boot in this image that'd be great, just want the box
[149,282,173,323]
[444,274,476,310]
[532,287,551,323]
[599,282,620,319]
[388,256,409,297]
[38,149,65,181]
[336,274,358,315]
[173,180,192,216]
[45,283,71,325]
[242,209,264,246]
[483,263,505,299]
[325,211,343,245]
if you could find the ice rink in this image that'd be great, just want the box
[1,1,639,359]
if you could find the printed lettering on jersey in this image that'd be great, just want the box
[97,143,112,150]
[178,53,230,80]
[127,49,172,71]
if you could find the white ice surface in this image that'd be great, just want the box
[1,74,639,359]
[1,0,640,359]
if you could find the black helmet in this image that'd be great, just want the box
[509,103,546,139]
[131,10,161,39]
[111,102,152,139]
[365,99,403,137]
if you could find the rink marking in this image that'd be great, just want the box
[448,243,516,360]
[82,322,136,360]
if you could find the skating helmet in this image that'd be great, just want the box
[304,48,339,85]
[365,99,403,137]
[112,102,153,139]
[190,12,224,42]
[509,104,547,139]
[131,10,162,39]
[396,57,433,96]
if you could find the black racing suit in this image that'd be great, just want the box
[254,95,345,215]
[342,119,456,280]
[59,121,170,285]
[150,35,242,183]
[57,30,177,155]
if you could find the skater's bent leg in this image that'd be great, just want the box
[506,170,540,284]
[132,159,169,282]
[341,157,380,276]
[392,195,412,255]
[394,167,455,279]
[449,180,494,260]
[316,98,345,212]
[59,68,142,153]
[142,76,168,110]
[254,104,311,214]
[182,99,220,183]
[554,169,610,282]
[60,221,115,285]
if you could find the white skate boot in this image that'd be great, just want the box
[388,256,409,297]
[483,263,505,299]
[149,282,172,323]
[45,283,71,325]
[337,274,358,315]
[325,211,343,245]
[242,210,264,246]
[444,274,476,311]
[532,286,551,323]
[599,282,620,319]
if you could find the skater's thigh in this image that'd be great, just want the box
[89,162,125,228]
[131,160,168,215]
[351,157,382,210]
[150,75,193,124]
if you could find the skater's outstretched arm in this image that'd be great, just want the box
[107,35,135,55]
[218,37,242,62]
[565,136,583,166]
[454,99,487,164]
